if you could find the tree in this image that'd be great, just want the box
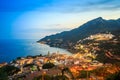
[33,75,69,80]
[0,65,20,80]
[106,71,120,80]
[16,57,21,60]
[42,63,55,69]
[55,75,69,80]
[33,75,53,80]
[0,69,8,80]
[0,65,20,76]
[78,70,90,78]
[23,63,34,68]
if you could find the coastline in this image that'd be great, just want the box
[37,41,73,54]
[37,41,76,54]
[0,40,72,64]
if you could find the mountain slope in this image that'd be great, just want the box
[37,17,120,51]
[74,33,120,63]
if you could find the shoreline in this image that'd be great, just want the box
[0,40,72,63]
[37,42,73,54]
[37,41,75,53]
[0,43,72,64]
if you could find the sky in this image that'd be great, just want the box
[0,0,120,39]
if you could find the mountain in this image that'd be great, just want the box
[37,17,120,52]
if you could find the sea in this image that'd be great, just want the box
[0,39,71,63]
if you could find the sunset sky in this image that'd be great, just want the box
[0,0,120,39]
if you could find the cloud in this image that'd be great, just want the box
[44,0,120,13]
[27,0,120,14]
[1,0,120,12]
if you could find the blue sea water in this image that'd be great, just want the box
[0,39,71,63]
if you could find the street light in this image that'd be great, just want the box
[82,65,89,80]
[42,71,46,80]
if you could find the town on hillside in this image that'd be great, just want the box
[0,33,120,80]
